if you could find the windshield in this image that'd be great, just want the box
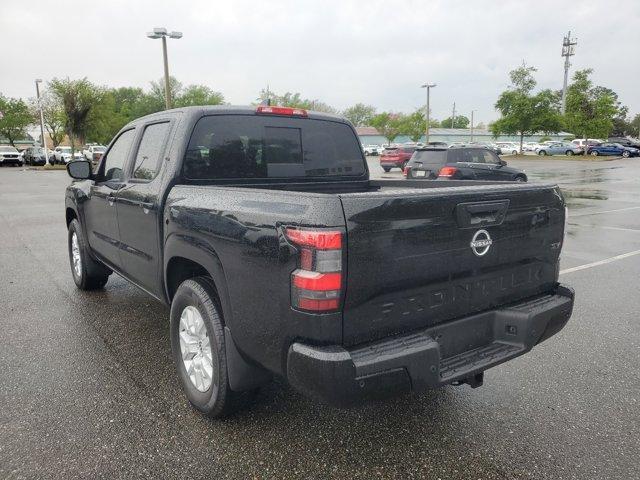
[59,147,71,153]
[183,115,365,180]
[94,146,106,152]
[0,146,18,153]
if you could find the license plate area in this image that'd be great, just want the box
[414,170,427,177]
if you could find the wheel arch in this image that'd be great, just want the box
[164,234,233,328]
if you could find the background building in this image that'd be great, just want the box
[356,127,575,145]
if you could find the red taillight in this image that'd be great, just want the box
[285,227,343,313]
[256,105,308,117]
[438,166,458,178]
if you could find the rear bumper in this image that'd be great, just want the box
[287,284,574,406]
[380,159,404,167]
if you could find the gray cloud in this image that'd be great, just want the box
[1,0,638,124]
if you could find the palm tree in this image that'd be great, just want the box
[49,78,101,156]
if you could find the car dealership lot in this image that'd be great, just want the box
[1,159,639,479]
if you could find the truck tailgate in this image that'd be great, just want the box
[338,183,565,346]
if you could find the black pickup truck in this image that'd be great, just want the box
[65,105,574,417]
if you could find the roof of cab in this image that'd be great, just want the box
[128,105,348,126]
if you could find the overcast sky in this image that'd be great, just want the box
[1,0,638,124]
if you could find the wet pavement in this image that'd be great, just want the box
[1,159,639,479]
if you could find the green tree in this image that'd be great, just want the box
[175,85,225,107]
[398,111,426,142]
[563,69,619,142]
[342,103,376,127]
[33,92,66,147]
[440,115,470,128]
[0,94,34,146]
[492,65,562,152]
[371,112,404,145]
[150,76,183,109]
[629,114,640,138]
[49,78,104,154]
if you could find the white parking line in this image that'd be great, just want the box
[569,224,640,233]
[560,249,640,275]
[570,206,640,217]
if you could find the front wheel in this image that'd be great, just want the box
[622,151,630,158]
[171,277,238,418]
[514,175,526,182]
[382,167,391,173]
[538,150,546,156]
[566,150,574,156]
[68,219,111,290]
[591,151,599,156]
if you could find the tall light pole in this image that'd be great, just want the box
[560,31,577,114]
[470,110,475,143]
[146,27,183,110]
[34,79,48,162]
[451,102,456,129]
[420,83,436,144]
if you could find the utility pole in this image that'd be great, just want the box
[451,102,456,129]
[470,110,475,143]
[420,83,436,143]
[561,31,577,114]
[34,79,48,163]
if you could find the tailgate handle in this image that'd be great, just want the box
[455,200,510,228]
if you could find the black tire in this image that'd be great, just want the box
[622,151,630,158]
[68,219,111,290]
[170,277,238,418]
[538,150,547,156]
[383,167,391,172]
[591,150,599,156]
[514,175,527,182]
[566,150,574,156]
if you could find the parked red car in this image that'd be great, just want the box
[379,146,416,172]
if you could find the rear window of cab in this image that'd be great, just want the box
[183,115,365,179]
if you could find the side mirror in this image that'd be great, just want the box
[499,160,507,166]
[67,160,92,180]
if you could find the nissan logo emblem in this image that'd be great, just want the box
[470,229,492,256]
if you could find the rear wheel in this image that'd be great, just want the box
[566,150,574,156]
[622,151,630,158]
[68,219,111,290]
[514,175,526,182]
[170,277,238,418]
[591,150,599,156]
[382,167,391,172]
[512,150,518,155]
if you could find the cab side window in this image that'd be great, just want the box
[103,129,135,182]
[132,122,170,180]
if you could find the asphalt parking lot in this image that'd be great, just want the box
[1,158,639,479]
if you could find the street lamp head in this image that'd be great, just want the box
[169,31,183,39]
[146,32,162,39]
[421,83,437,88]
[153,27,168,35]
[35,79,43,83]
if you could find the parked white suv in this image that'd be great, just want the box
[53,146,83,164]
[82,144,106,162]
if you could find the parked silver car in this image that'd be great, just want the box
[536,142,583,156]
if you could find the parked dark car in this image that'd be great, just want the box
[607,137,640,150]
[404,147,528,181]
[64,105,572,417]
[22,146,48,166]
[0,146,24,166]
[379,145,416,172]
[587,143,640,158]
